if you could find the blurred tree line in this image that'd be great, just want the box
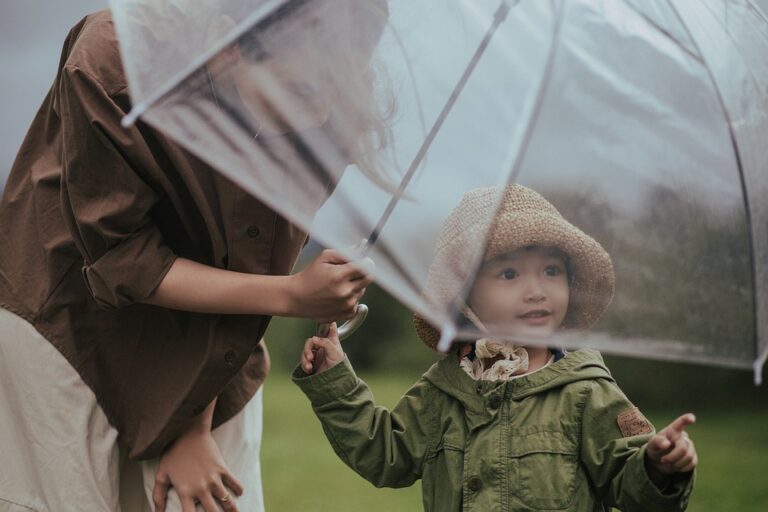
[265,183,768,412]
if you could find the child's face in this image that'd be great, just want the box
[468,246,569,339]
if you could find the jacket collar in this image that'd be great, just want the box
[423,348,613,431]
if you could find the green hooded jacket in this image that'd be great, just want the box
[293,349,694,511]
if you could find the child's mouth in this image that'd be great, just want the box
[519,309,551,319]
[518,309,552,325]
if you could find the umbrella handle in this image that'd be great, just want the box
[317,304,369,341]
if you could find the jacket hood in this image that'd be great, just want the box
[423,349,612,430]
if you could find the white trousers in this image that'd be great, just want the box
[0,307,264,512]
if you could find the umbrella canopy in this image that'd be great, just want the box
[110,0,768,383]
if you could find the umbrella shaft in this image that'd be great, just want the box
[364,0,515,253]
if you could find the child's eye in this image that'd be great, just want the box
[545,265,563,277]
[499,269,518,280]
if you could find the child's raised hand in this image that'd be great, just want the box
[301,322,345,374]
[645,413,697,483]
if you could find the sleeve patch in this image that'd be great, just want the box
[617,407,653,437]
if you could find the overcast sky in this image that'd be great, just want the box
[0,0,107,188]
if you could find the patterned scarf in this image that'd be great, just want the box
[459,338,531,381]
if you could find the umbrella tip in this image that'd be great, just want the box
[436,322,457,353]
[121,104,145,128]
[754,360,763,386]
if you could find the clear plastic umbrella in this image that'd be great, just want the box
[110,0,768,383]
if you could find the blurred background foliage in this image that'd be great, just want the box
[265,284,768,413]
[541,183,755,365]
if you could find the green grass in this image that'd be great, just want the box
[262,370,768,512]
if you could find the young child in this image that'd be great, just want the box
[293,184,697,511]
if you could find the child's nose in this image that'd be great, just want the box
[523,277,546,302]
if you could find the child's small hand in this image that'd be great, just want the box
[645,413,697,485]
[301,322,345,374]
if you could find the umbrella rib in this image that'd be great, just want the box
[363,0,516,253]
[697,0,767,119]
[747,0,768,23]
[618,0,704,63]
[387,18,429,177]
[664,0,762,375]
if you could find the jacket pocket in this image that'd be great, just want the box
[422,438,465,511]
[508,428,580,509]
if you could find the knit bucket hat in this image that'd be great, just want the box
[414,184,615,350]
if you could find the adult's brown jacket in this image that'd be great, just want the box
[0,11,337,459]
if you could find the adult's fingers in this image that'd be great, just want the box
[339,259,375,282]
[349,288,367,305]
[179,494,197,512]
[347,270,375,287]
[221,471,245,497]
[212,476,242,512]
[208,483,239,512]
[319,249,350,265]
[351,257,376,277]
[197,493,222,512]
[152,473,171,512]
[349,276,371,293]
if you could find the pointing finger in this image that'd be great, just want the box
[663,413,696,442]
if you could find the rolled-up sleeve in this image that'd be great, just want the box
[59,64,177,308]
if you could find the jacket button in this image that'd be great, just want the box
[467,476,483,492]
[246,225,261,238]
[224,349,237,365]
[489,395,502,409]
